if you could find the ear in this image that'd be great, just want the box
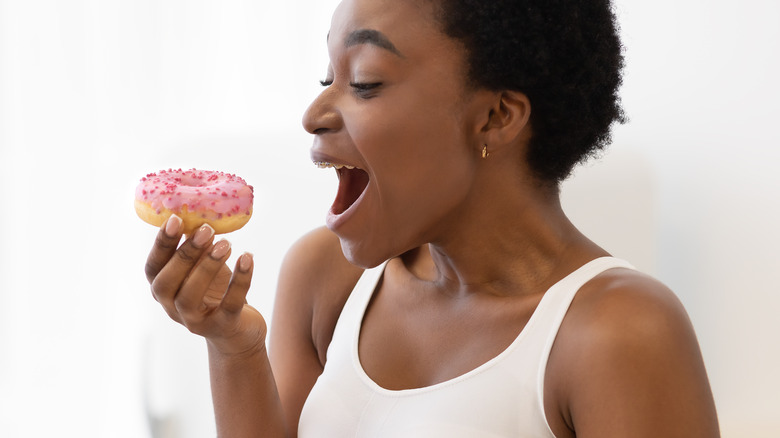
[480,90,532,153]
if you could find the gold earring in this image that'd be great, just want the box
[482,144,489,158]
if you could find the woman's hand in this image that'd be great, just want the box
[144,214,267,358]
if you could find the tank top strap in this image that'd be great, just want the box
[535,256,635,336]
[323,260,388,363]
[531,256,635,399]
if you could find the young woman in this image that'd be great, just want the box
[144,0,720,436]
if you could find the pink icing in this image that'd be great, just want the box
[135,168,253,218]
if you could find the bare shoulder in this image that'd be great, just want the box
[569,268,691,341]
[276,225,363,297]
[545,267,720,438]
[272,226,364,363]
[268,226,364,435]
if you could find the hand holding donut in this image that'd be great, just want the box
[139,169,267,356]
[144,214,267,357]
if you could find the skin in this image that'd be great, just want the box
[144,0,720,437]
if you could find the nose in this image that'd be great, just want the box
[302,87,342,135]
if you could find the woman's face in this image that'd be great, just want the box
[303,0,487,267]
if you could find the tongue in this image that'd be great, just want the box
[332,168,369,215]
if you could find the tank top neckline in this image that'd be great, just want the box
[350,256,631,397]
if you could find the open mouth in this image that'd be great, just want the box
[314,161,370,215]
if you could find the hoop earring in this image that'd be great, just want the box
[482,144,489,159]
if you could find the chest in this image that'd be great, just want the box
[298,264,561,438]
[357,277,544,391]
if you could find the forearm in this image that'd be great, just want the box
[208,341,288,438]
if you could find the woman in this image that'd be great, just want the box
[144,0,720,436]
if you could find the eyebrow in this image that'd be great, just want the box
[344,29,404,58]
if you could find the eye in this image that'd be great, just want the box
[349,82,382,98]
[319,79,333,87]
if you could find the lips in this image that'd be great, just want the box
[313,160,370,218]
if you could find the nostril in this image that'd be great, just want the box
[302,90,342,135]
[302,107,340,135]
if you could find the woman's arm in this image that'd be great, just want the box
[144,219,369,436]
[207,340,287,437]
[144,216,286,437]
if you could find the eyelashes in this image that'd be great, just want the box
[318,79,382,98]
[349,82,381,92]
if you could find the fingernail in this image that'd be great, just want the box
[193,224,215,248]
[165,215,182,237]
[210,239,231,259]
[239,253,253,272]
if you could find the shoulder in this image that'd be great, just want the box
[273,226,365,363]
[569,267,689,342]
[277,226,362,288]
[277,226,366,312]
[545,266,720,437]
[269,227,366,434]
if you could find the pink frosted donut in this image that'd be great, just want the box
[135,168,253,235]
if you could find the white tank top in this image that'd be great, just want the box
[298,257,634,437]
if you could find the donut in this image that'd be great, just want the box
[135,168,253,235]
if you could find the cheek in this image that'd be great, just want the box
[359,109,475,220]
[352,92,473,173]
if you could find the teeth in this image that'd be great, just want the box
[313,161,358,170]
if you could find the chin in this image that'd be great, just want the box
[338,236,396,270]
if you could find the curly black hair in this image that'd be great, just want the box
[433,0,626,183]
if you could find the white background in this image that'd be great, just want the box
[0,0,778,436]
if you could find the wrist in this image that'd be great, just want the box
[206,335,268,364]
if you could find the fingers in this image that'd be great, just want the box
[150,222,215,309]
[145,215,255,334]
[176,239,233,315]
[145,215,184,284]
[222,253,254,314]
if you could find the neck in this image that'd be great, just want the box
[411,168,606,298]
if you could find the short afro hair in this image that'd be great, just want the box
[434,0,626,183]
